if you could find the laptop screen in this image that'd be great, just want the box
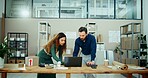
[64,57,82,67]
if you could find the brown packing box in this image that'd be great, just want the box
[122,26,128,34]
[134,24,141,32]
[122,59,126,64]
[126,58,131,64]
[121,37,125,49]
[17,60,25,63]
[114,52,120,62]
[131,59,139,66]
[126,37,132,49]
[97,34,103,42]
[121,51,127,59]
[8,59,15,64]
[127,24,132,33]
[133,40,139,49]
[124,37,128,49]
[25,56,39,66]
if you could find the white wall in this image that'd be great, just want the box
[5,18,142,55]
[143,0,148,40]
[0,0,4,17]
[0,0,4,42]
[143,0,148,63]
[0,18,1,42]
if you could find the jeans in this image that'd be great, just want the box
[80,53,95,78]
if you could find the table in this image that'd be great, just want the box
[0,65,148,78]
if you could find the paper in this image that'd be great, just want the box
[65,32,76,39]
[112,61,128,70]
[54,67,68,70]
[109,31,120,43]
[128,66,146,70]
[66,49,71,54]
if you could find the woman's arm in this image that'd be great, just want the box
[50,45,61,62]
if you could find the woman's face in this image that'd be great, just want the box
[59,37,66,46]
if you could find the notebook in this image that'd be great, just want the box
[64,57,82,67]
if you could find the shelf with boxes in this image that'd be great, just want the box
[38,21,51,52]
[7,32,28,64]
[120,23,147,67]
[85,22,97,37]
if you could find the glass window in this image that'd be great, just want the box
[88,0,114,18]
[33,0,59,18]
[6,0,32,18]
[60,0,87,18]
[5,0,142,19]
[116,0,142,19]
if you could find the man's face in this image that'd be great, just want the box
[79,31,87,41]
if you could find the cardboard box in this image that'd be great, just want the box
[121,37,125,49]
[17,60,25,63]
[8,59,15,64]
[134,24,141,32]
[122,59,126,64]
[133,40,139,49]
[126,58,131,64]
[122,26,128,34]
[131,59,138,66]
[126,37,132,49]
[25,56,39,66]
[127,24,132,33]
[114,52,120,62]
[121,51,127,59]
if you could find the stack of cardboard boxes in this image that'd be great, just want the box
[116,23,141,66]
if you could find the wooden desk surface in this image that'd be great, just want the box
[0,65,148,74]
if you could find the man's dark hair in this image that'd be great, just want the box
[78,27,87,34]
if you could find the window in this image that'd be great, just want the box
[88,0,114,18]
[60,0,87,18]
[116,0,142,19]
[5,0,142,19]
[6,0,32,18]
[33,0,59,18]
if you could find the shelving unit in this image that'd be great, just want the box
[85,22,97,38]
[38,21,51,53]
[7,32,28,64]
[120,23,147,66]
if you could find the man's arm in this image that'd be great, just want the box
[87,36,96,65]
[73,39,80,57]
[90,36,97,61]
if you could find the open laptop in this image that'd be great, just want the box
[64,57,82,67]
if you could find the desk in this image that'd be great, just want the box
[0,65,148,78]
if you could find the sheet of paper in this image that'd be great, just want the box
[54,67,68,70]
[65,32,76,39]
[109,31,120,43]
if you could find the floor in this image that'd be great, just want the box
[0,73,141,78]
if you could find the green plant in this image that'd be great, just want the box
[0,36,11,59]
[137,34,146,43]
[114,44,123,55]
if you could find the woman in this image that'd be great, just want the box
[37,32,66,78]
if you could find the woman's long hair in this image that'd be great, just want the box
[44,32,66,54]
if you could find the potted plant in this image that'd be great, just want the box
[0,36,11,68]
[137,34,147,43]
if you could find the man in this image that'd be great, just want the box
[73,27,97,78]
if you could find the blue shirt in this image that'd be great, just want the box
[73,34,96,61]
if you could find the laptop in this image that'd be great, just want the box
[64,57,82,67]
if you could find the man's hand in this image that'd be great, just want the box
[86,61,95,66]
